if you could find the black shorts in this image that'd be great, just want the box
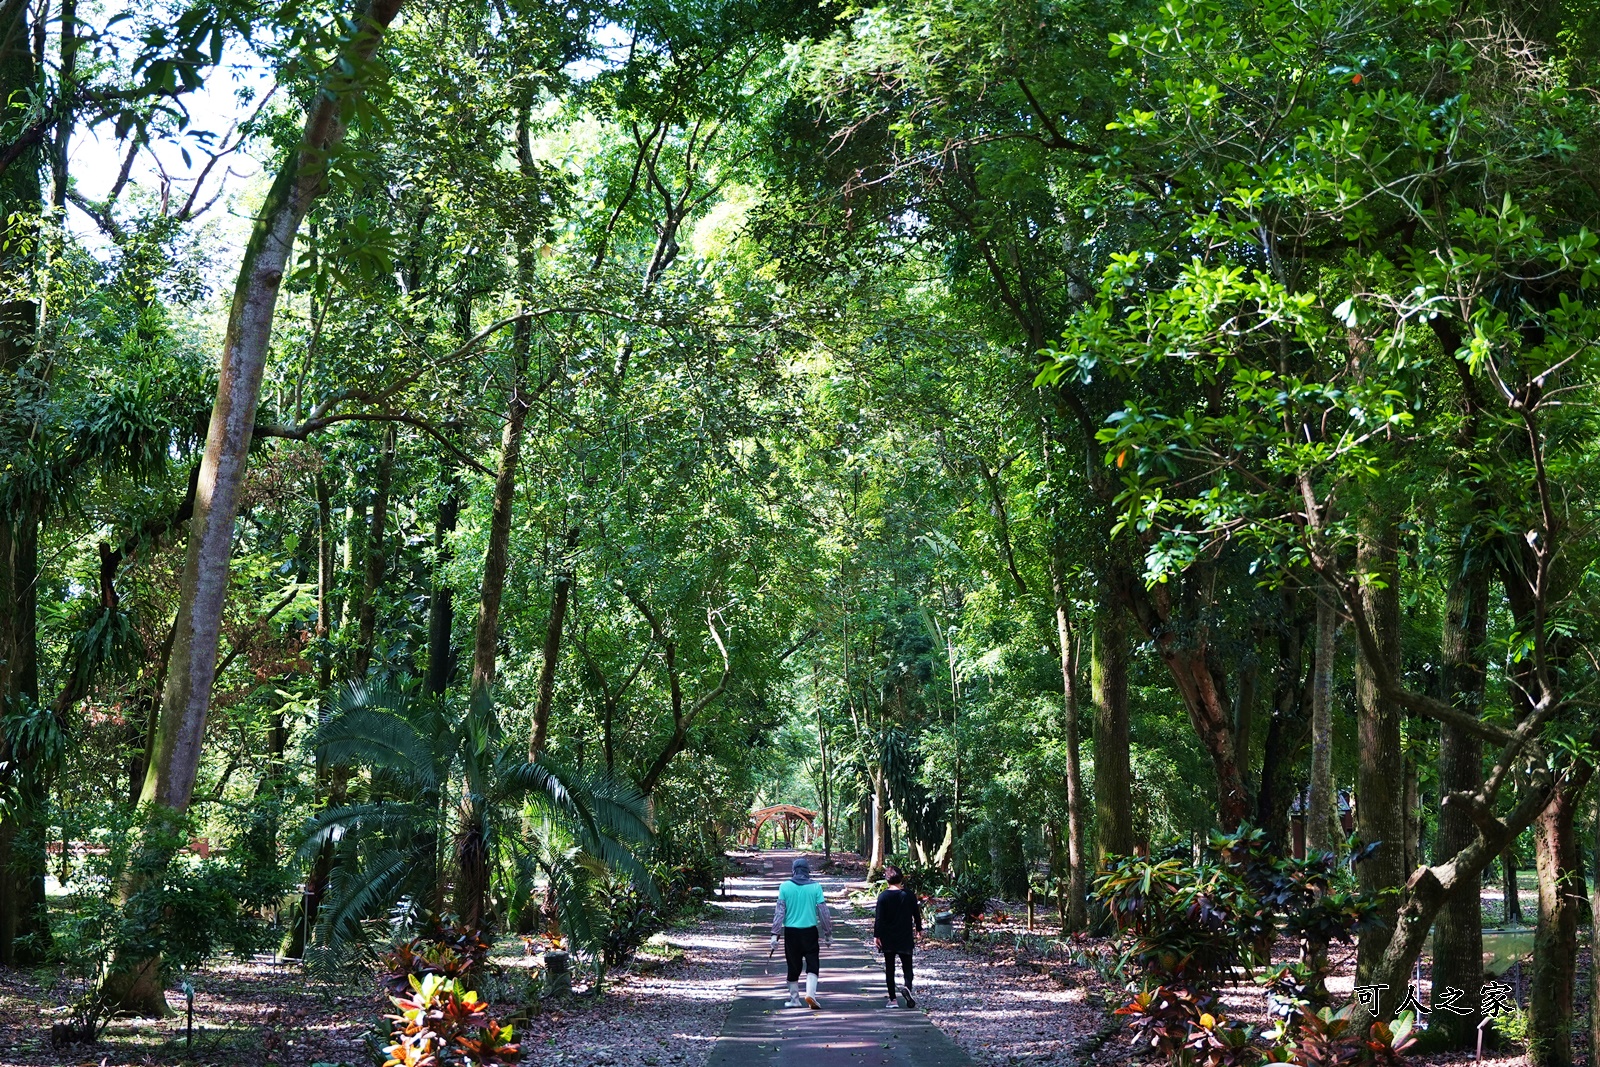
[783,925,820,982]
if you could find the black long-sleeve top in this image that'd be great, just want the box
[873,887,923,953]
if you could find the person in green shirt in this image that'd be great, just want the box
[769,857,833,1008]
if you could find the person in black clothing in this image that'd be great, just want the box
[873,866,922,1008]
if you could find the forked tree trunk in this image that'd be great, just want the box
[1354,508,1405,983]
[99,0,408,1014]
[1092,590,1134,866]
[1430,552,1489,1048]
[1359,776,1553,1024]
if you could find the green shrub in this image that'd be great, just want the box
[1090,823,1404,1067]
[948,871,992,923]
[49,805,278,1041]
[884,855,946,897]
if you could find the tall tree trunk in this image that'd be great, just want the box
[1529,772,1591,1067]
[470,328,530,700]
[1589,799,1599,1065]
[99,0,408,1014]
[814,667,832,865]
[1504,847,1523,925]
[0,0,46,969]
[1256,588,1311,852]
[1403,756,1420,875]
[349,427,394,681]
[1429,552,1489,1048]
[50,0,74,214]
[338,491,364,630]
[1306,585,1339,854]
[868,771,888,878]
[527,525,579,760]
[278,472,337,961]
[1354,508,1405,983]
[1234,654,1258,808]
[315,472,333,693]
[1359,776,1553,1024]
[1050,551,1088,930]
[424,467,460,698]
[1122,575,1251,829]
[1092,590,1134,866]
[0,516,46,965]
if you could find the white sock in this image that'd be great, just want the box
[806,973,818,997]
[787,981,799,999]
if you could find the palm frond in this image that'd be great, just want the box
[544,847,608,954]
[313,706,441,788]
[293,801,441,864]
[314,843,416,951]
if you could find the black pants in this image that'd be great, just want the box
[784,925,820,982]
[884,950,913,996]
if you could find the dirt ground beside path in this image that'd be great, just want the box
[0,901,752,1066]
[521,894,753,1067]
[909,935,1542,1067]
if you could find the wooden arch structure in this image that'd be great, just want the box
[745,804,819,848]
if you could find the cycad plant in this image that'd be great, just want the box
[299,683,652,959]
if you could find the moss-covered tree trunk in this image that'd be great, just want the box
[1305,586,1338,854]
[99,0,408,1014]
[1528,773,1591,1067]
[1092,588,1133,867]
[1354,508,1405,983]
[1429,552,1488,1048]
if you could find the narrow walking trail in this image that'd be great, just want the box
[706,852,973,1067]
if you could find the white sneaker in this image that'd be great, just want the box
[885,997,898,1008]
[803,993,821,1010]
[898,986,917,1009]
[785,994,801,1007]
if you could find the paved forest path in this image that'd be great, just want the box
[705,851,972,1067]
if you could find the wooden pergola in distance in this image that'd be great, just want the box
[746,804,819,847]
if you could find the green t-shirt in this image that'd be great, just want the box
[778,879,825,928]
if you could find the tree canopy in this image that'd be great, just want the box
[2,0,1599,1060]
